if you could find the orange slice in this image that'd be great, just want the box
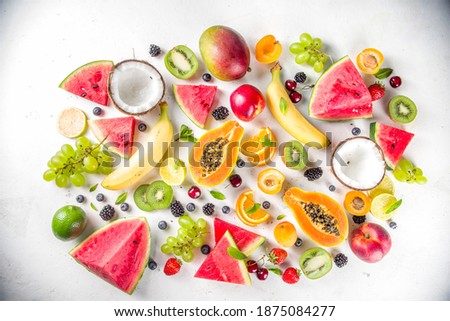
[240,127,277,166]
[235,190,271,227]
[257,168,285,194]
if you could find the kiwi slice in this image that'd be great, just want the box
[134,184,153,212]
[388,95,417,124]
[145,180,173,210]
[299,248,332,280]
[282,140,308,170]
[164,45,198,79]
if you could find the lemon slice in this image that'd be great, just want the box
[57,107,87,138]
[159,157,186,186]
[367,175,395,200]
[370,193,399,221]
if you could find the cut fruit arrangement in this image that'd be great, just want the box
[44,26,426,294]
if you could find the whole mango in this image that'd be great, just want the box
[199,25,250,81]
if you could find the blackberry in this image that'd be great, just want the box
[138,123,147,132]
[294,72,307,83]
[148,259,157,270]
[96,193,105,202]
[148,44,161,57]
[236,159,245,168]
[202,73,212,82]
[93,107,102,116]
[76,195,85,203]
[262,201,271,209]
[186,203,196,212]
[304,167,323,181]
[120,203,129,211]
[203,203,215,216]
[294,238,303,247]
[222,206,231,214]
[352,215,366,224]
[389,221,397,229]
[334,253,348,268]
[99,205,115,221]
[158,220,168,230]
[212,106,229,121]
[329,185,336,192]
[201,244,211,255]
[352,127,361,136]
[170,201,185,217]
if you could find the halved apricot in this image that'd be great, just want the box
[343,191,371,216]
[255,35,282,64]
[257,168,285,194]
[356,48,384,74]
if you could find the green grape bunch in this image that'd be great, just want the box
[289,32,330,72]
[161,216,208,262]
[393,159,427,184]
[43,136,115,188]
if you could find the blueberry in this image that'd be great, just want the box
[294,238,303,247]
[329,185,336,192]
[120,202,129,211]
[138,123,147,132]
[186,203,196,212]
[262,201,271,209]
[201,244,211,255]
[76,195,85,203]
[96,193,105,202]
[158,220,168,230]
[352,127,361,136]
[93,107,102,116]
[202,73,212,82]
[222,206,231,214]
[236,159,245,168]
[148,259,157,270]
[389,221,397,229]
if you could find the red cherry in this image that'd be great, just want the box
[246,260,258,273]
[256,268,269,280]
[289,91,302,103]
[285,80,297,91]
[188,186,201,199]
[229,174,242,188]
[389,76,402,88]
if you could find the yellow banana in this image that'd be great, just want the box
[102,101,173,190]
[266,63,329,149]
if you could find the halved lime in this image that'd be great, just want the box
[52,205,87,240]
[367,175,395,200]
[57,107,87,138]
[370,193,399,221]
[159,157,186,186]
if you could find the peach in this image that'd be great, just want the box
[350,222,391,263]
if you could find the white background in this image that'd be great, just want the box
[1,0,449,301]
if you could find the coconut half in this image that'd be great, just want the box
[331,137,386,191]
[108,60,165,115]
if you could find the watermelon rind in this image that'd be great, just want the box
[70,217,151,295]
[309,56,373,121]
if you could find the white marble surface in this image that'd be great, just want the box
[1,0,449,301]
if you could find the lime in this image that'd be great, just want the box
[367,175,395,200]
[52,205,87,240]
[57,107,87,138]
[159,157,186,186]
[370,193,399,221]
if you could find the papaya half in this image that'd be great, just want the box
[283,187,348,247]
[189,120,244,187]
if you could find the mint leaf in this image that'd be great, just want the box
[385,199,402,214]
[374,68,393,80]
[179,124,198,143]
[276,214,286,220]
[89,183,98,193]
[210,190,226,200]
[267,267,282,275]
[280,97,288,115]
[260,135,276,147]
[115,192,128,205]
[245,203,261,214]
[227,247,247,260]
[90,202,98,211]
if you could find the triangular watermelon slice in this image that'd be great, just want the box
[70,217,150,295]
[370,122,414,169]
[173,84,217,128]
[194,230,251,285]
[214,218,265,256]
[309,56,373,121]
[59,60,113,106]
[89,116,136,159]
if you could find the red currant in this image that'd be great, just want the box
[256,268,269,280]
[187,186,201,199]
[389,76,402,88]
[246,260,258,273]
[285,80,297,91]
[289,91,302,103]
[229,174,242,188]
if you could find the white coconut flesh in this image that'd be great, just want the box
[109,60,164,114]
[332,137,385,190]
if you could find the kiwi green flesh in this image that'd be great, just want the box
[133,184,153,212]
[146,180,173,210]
[284,140,307,170]
[299,248,332,280]
[164,45,198,79]
[389,95,417,124]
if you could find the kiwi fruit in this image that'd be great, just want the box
[145,180,173,210]
[282,140,308,170]
[299,248,332,280]
[388,95,417,124]
[133,184,153,212]
[164,45,199,79]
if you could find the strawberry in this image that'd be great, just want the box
[282,267,301,284]
[368,82,385,101]
[163,258,182,276]
[268,248,287,265]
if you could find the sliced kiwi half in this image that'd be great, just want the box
[145,180,173,210]
[282,140,308,170]
[134,184,153,212]
[164,45,199,79]
[299,247,332,280]
[388,95,417,124]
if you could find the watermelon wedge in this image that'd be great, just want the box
[370,122,414,169]
[70,217,151,295]
[194,231,251,285]
[173,84,217,128]
[89,116,136,159]
[214,218,265,256]
[309,56,373,121]
[59,60,113,106]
